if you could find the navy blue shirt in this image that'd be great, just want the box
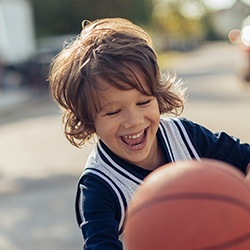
[75,117,250,249]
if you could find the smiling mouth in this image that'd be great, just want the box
[121,129,147,147]
[123,130,145,139]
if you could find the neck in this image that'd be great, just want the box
[144,139,166,171]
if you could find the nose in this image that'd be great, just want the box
[122,108,144,129]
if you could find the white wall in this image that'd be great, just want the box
[0,0,36,64]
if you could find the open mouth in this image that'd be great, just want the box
[121,129,147,148]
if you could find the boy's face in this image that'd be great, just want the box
[94,69,161,170]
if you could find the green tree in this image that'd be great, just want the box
[152,0,210,48]
[30,0,153,38]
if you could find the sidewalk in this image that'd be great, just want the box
[0,88,93,250]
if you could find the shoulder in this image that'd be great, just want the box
[160,116,202,134]
[161,117,214,136]
[160,116,194,126]
[159,116,217,156]
[76,144,120,204]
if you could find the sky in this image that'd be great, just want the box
[204,0,250,10]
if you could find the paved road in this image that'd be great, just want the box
[170,42,250,143]
[0,42,250,250]
[0,96,90,249]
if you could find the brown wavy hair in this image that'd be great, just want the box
[49,18,185,147]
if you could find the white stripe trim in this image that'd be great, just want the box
[159,122,174,161]
[172,118,201,160]
[79,184,85,226]
[79,169,126,231]
[163,118,191,161]
[98,141,143,184]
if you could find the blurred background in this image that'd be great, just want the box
[0,0,250,249]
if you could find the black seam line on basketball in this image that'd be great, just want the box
[193,232,250,250]
[130,193,250,218]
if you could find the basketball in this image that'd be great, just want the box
[124,159,250,250]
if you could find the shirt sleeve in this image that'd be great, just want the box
[75,173,124,250]
[180,118,250,174]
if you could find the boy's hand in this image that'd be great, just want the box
[245,163,250,186]
[247,163,250,174]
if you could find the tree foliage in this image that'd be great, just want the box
[30,0,217,45]
[30,0,153,38]
[152,0,208,39]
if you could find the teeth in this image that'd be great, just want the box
[124,130,144,139]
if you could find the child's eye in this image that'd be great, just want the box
[137,100,151,106]
[105,110,121,116]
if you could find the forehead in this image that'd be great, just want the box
[93,67,151,108]
[95,82,148,114]
[97,65,151,94]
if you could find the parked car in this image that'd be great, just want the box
[228,15,250,82]
[0,34,76,92]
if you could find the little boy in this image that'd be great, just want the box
[49,18,250,249]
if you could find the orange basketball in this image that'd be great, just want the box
[124,159,250,250]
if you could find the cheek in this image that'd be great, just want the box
[94,117,117,138]
[151,103,161,124]
[155,98,164,114]
[93,118,103,137]
[151,100,161,116]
